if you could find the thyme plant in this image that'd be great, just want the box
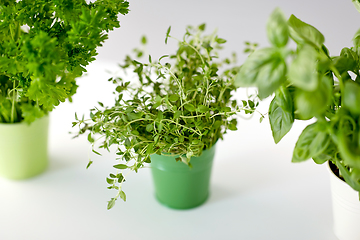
[0,0,129,123]
[74,24,258,209]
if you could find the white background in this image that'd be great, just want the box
[1,0,359,239]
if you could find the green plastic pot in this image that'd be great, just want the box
[0,116,49,180]
[150,145,216,209]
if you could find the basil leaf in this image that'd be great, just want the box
[337,118,360,169]
[292,122,330,162]
[333,56,357,77]
[275,85,293,113]
[337,47,358,73]
[256,58,287,99]
[343,80,360,115]
[294,75,332,119]
[235,48,275,87]
[335,160,360,192]
[235,48,286,99]
[352,29,360,55]
[352,0,360,14]
[267,8,289,48]
[288,14,325,49]
[288,45,318,91]
[269,97,294,143]
[312,155,331,164]
[312,141,336,164]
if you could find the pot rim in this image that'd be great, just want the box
[327,160,360,197]
[328,161,346,183]
[0,115,49,126]
[154,141,217,158]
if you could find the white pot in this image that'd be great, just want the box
[329,162,360,240]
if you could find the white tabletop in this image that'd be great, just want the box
[2,0,358,239]
[0,61,338,240]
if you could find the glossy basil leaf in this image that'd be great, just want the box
[294,75,332,119]
[337,119,360,169]
[343,80,360,115]
[340,47,358,70]
[334,59,357,78]
[312,155,330,164]
[288,45,318,91]
[275,85,293,113]
[235,48,276,87]
[269,97,294,143]
[256,58,287,99]
[288,14,325,48]
[352,29,360,55]
[292,122,331,162]
[312,141,336,164]
[266,8,289,48]
[353,0,360,14]
[335,160,360,192]
[235,48,286,99]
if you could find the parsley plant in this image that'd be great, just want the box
[0,0,129,123]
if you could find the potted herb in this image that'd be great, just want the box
[0,0,129,179]
[74,24,257,209]
[235,4,360,239]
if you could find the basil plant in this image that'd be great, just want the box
[0,0,129,123]
[235,4,360,197]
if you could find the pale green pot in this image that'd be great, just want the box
[0,116,49,179]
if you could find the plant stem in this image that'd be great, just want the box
[10,80,16,123]
[330,66,345,100]
[161,119,201,135]
[169,35,205,66]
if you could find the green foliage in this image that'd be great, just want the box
[235,47,286,99]
[74,24,258,209]
[235,6,360,196]
[266,8,289,48]
[354,0,360,13]
[269,94,293,144]
[0,0,129,123]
